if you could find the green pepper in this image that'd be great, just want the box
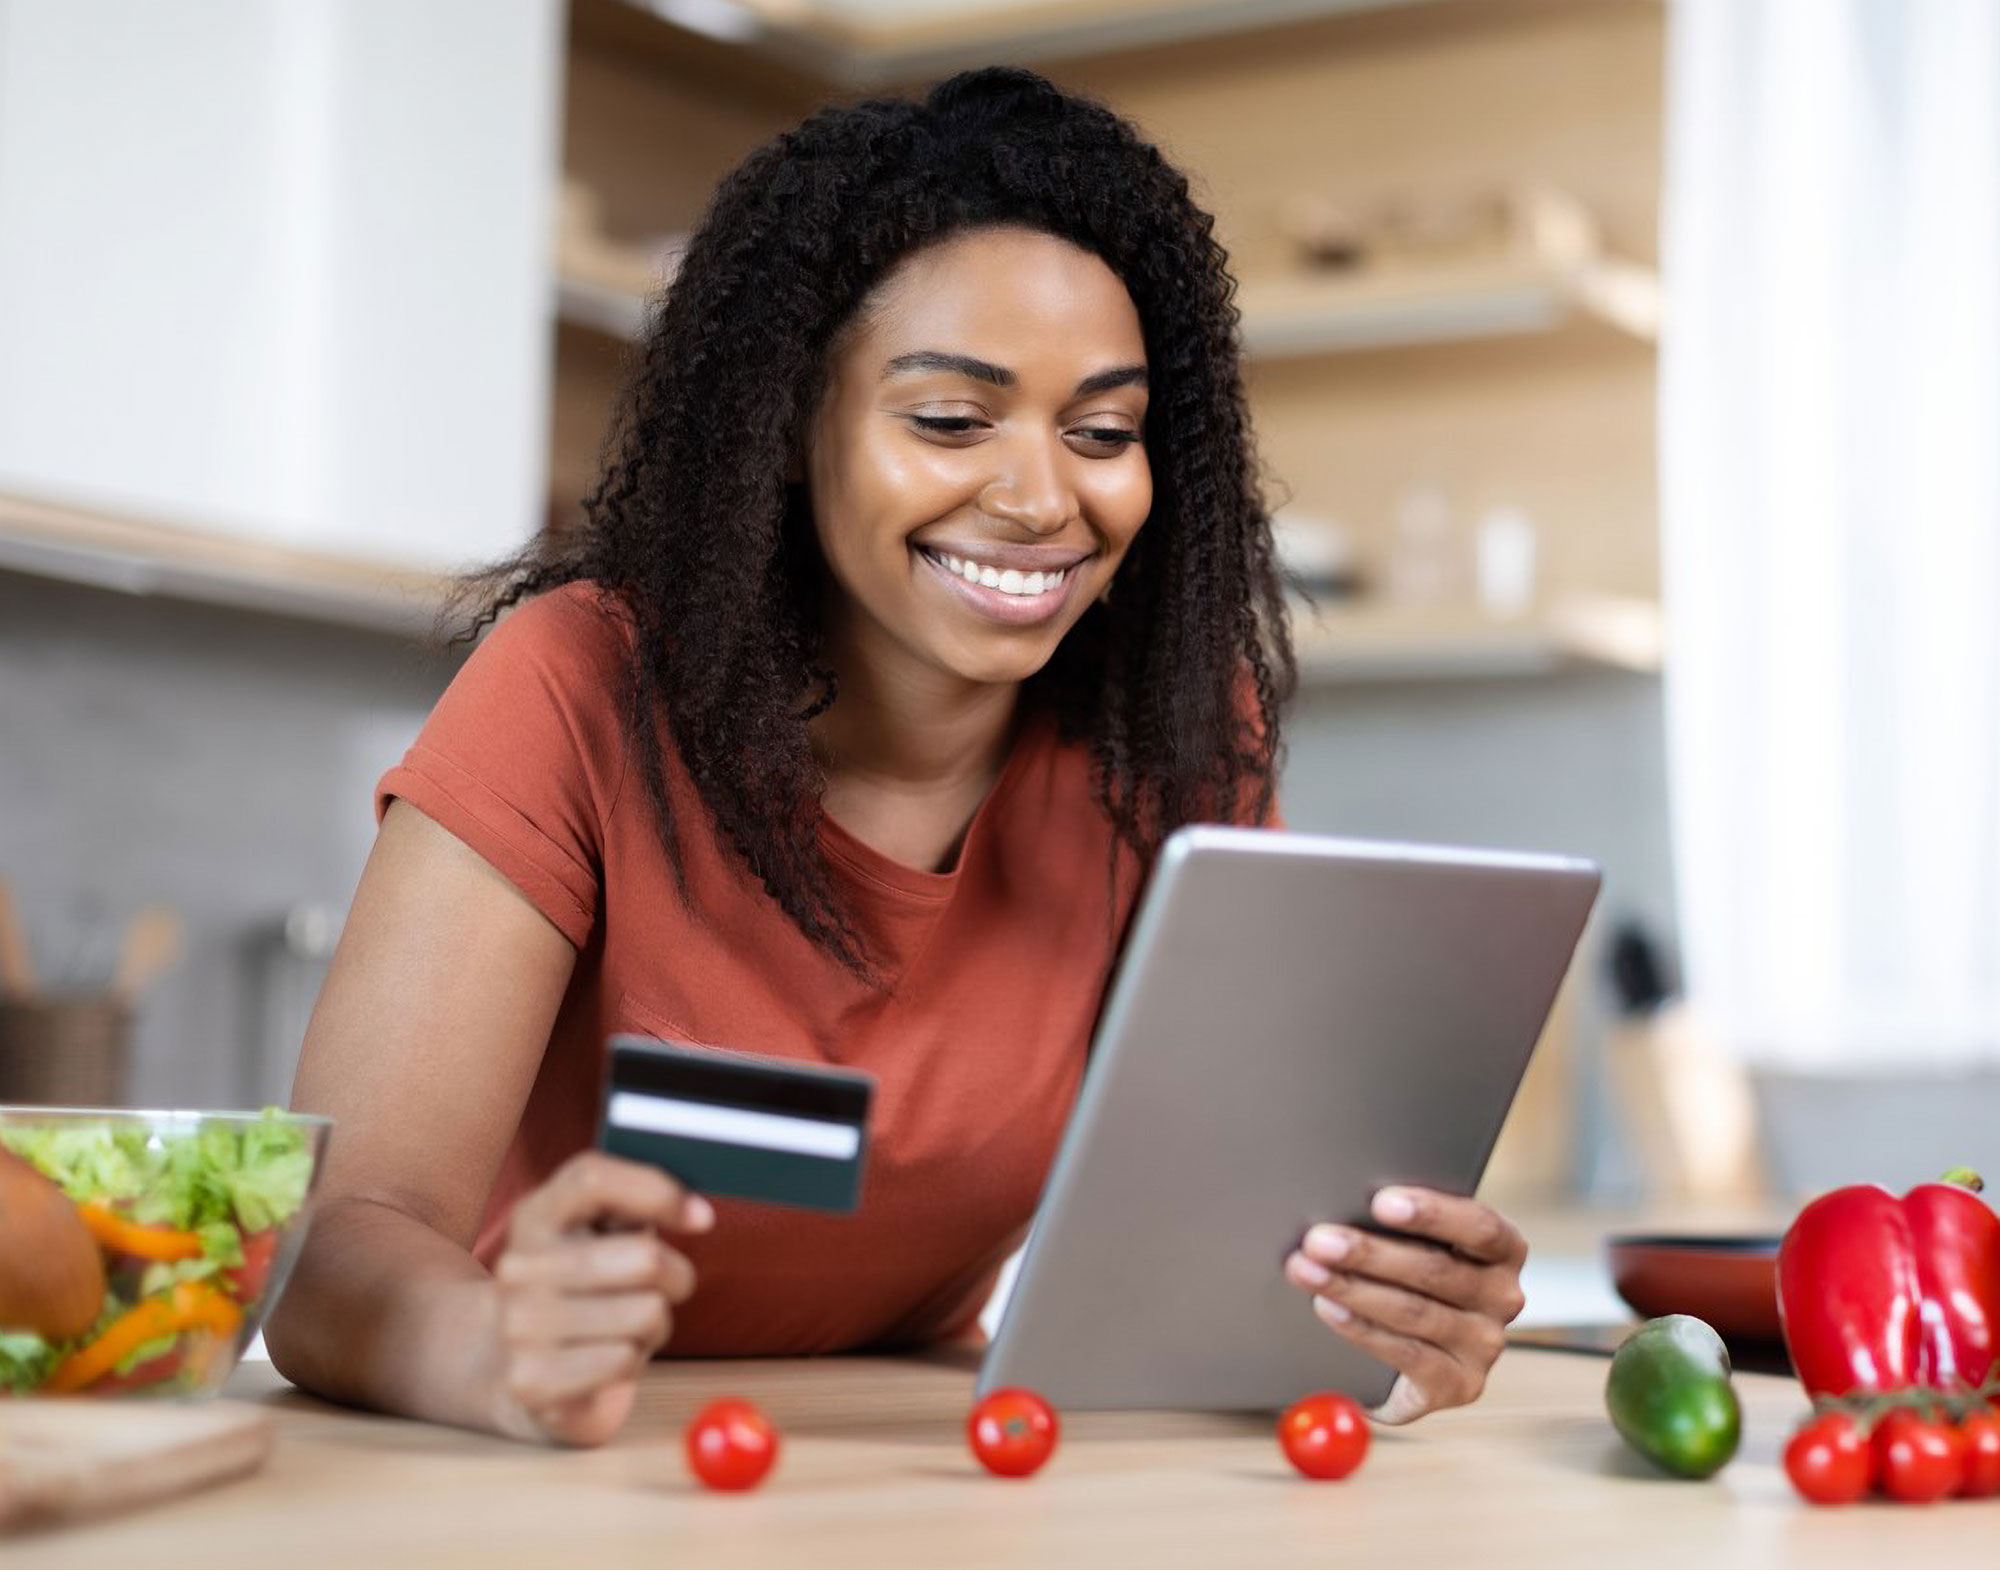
[1604,1314,1742,1478]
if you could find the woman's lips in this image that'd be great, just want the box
[916,545,1085,627]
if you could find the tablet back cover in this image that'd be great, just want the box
[980,826,1601,1412]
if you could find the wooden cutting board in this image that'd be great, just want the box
[0,1399,274,1534]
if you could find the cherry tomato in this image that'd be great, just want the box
[1871,1409,1959,1504]
[1782,1412,1869,1506]
[1278,1392,1370,1481]
[684,1398,780,1492]
[1956,1411,2000,1498]
[225,1228,280,1305]
[967,1387,1060,1478]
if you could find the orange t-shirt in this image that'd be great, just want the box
[377,582,1160,1355]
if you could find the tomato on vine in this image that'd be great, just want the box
[967,1387,1060,1478]
[1871,1409,1959,1504]
[1954,1410,2000,1498]
[1278,1392,1370,1481]
[1782,1412,1869,1506]
[684,1397,780,1492]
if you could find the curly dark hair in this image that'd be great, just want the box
[464,65,1294,974]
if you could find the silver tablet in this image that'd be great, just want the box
[977,826,1601,1412]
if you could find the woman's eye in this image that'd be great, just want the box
[1069,427,1143,453]
[909,415,985,438]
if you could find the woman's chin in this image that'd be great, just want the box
[950,614,1093,684]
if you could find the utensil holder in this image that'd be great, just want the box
[0,997,133,1107]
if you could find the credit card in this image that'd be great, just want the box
[598,1034,874,1213]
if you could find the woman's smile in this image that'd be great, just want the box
[914,542,1089,626]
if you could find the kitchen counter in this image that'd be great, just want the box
[20,1345,1995,1568]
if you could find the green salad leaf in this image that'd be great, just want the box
[0,1329,58,1394]
[0,1107,314,1233]
[0,1123,153,1206]
[222,1115,317,1232]
[112,1331,184,1378]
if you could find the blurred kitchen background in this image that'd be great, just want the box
[3,0,1998,1246]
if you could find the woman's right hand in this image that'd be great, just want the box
[488,1150,714,1447]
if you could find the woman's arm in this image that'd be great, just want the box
[263,800,709,1445]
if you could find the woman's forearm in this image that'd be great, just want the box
[264,1194,512,1437]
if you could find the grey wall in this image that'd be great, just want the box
[1278,667,1679,1199]
[0,571,462,1108]
[1280,668,1676,939]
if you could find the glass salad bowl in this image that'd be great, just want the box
[0,1107,331,1399]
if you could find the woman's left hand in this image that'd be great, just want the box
[1283,1186,1528,1425]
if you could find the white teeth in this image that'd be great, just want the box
[931,550,1068,597]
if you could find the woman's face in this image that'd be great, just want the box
[805,226,1152,693]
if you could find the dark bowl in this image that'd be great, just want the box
[1605,1232,1785,1345]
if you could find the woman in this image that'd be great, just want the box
[266,67,1527,1446]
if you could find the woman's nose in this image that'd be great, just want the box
[978,440,1074,534]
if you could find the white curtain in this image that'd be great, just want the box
[1663,0,2000,1070]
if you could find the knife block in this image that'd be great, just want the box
[0,997,132,1107]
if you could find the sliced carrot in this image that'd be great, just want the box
[76,1201,204,1262]
[42,1281,243,1395]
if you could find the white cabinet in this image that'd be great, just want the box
[0,0,564,617]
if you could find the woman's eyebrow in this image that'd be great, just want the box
[882,350,1013,386]
[879,353,1149,397]
[1074,364,1148,397]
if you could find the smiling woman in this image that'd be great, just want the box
[264,66,1528,1449]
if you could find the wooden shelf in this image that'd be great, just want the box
[611,0,1450,89]
[556,252,1661,359]
[0,491,452,637]
[556,271,650,341]
[554,225,667,341]
[1237,256,1659,360]
[1291,594,1662,683]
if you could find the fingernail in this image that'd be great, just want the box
[1288,1251,1333,1290]
[1314,1295,1353,1325]
[1305,1224,1351,1261]
[686,1195,715,1230]
[1373,1189,1416,1225]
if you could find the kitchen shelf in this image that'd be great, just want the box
[595,0,1447,90]
[1237,255,1659,360]
[1290,594,1663,683]
[0,491,452,637]
[556,251,1661,359]
[555,226,664,341]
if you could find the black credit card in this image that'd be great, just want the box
[598,1034,874,1213]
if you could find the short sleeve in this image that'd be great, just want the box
[376,584,634,949]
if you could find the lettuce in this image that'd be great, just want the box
[0,1123,153,1207]
[221,1117,316,1232]
[0,1329,58,1393]
[0,1108,313,1234]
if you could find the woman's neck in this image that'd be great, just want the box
[809,657,1019,795]
[806,631,1024,873]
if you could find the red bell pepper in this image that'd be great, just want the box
[1777,1170,2000,1401]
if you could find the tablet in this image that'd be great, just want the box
[977,825,1601,1412]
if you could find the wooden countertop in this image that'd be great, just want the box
[18,1346,1996,1568]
